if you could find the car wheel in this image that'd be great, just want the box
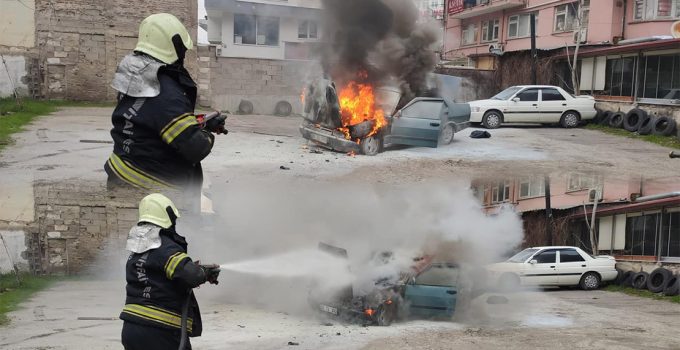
[482,111,502,129]
[580,272,601,290]
[560,111,581,128]
[632,271,649,289]
[439,124,454,145]
[375,304,395,326]
[360,135,382,156]
[498,273,520,291]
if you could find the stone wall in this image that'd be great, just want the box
[197,45,321,114]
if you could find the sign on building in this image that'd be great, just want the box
[448,0,464,15]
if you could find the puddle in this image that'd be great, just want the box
[520,314,573,328]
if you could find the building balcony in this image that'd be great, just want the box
[448,0,525,20]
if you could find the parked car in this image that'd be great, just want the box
[300,97,470,155]
[308,244,460,326]
[487,246,617,290]
[469,85,596,129]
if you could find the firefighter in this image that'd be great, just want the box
[105,13,226,210]
[120,193,220,350]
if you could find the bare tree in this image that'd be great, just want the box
[569,0,587,96]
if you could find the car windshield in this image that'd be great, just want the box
[506,248,539,263]
[491,87,523,100]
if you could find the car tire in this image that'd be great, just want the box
[632,271,649,289]
[498,273,520,291]
[599,111,613,125]
[637,115,656,135]
[482,111,503,129]
[608,112,625,128]
[623,108,647,132]
[619,271,634,286]
[580,272,601,290]
[614,268,625,284]
[274,101,293,117]
[238,100,254,114]
[652,116,677,136]
[375,304,396,326]
[647,268,673,293]
[360,135,383,156]
[663,274,680,296]
[439,124,454,145]
[560,111,581,128]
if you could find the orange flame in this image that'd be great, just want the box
[338,80,386,139]
[364,308,375,316]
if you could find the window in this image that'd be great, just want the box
[481,19,499,42]
[414,264,459,287]
[535,250,557,264]
[541,88,566,101]
[604,57,637,97]
[516,88,539,101]
[401,101,444,119]
[508,13,537,38]
[462,23,478,45]
[625,213,660,256]
[491,181,511,203]
[234,14,279,46]
[519,178,545,198]
[559,249,585,262]
[298,20,318,39]
[634,0,680,20]
[507,248,540,263]
[659,210,680,258]
[554,1,590,32]
[567,173,601,191]
[642,54,680,100]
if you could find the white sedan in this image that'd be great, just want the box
[487,246,618,290]
[469,85,597,129]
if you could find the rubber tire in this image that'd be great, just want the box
[614,268,625,284]
[623,108,647,132]
[652,116,677,136]
[560,111,581,128]
[638,116,656,135]
[608,112,625,128]
[647,268,672,293]
[498,273,520,291]
[632,271,649,289]
[482,111,503,129]
[274,101,293,117]
[592,109,605,124]
[620,270,634,287]
[580,272,601,290]
[599,111,613,126]
[375,304,395,326]
[360,135,383,156]
[440,124,454,145]
[238,100,254,114]
[663,275,680,296]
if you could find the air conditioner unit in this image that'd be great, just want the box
[588,188,602,202]
[488,43,504,55]
[479,0,490,4]
[573,28,588,44]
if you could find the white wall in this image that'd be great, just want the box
[0,56,30,98]
[0,230,29,273]
[0,0,35,48]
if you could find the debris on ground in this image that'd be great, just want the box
[237,325,246,328]
[310,149,323,154]
[470,130,491,139]
[280,166,290,170]
[287,341,299,346]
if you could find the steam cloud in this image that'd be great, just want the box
[320,0,441,101]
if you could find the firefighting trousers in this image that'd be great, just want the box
[121,321,192,350]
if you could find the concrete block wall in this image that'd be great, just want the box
[198,45,321,115]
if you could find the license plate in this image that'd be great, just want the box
[320,304,338,315]
[310,133,329,143]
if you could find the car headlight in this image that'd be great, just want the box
[471,106,482,113]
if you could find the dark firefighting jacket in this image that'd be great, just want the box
[105,66,214,190]
[120,229,206,336]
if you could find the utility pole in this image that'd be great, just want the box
[544,175,553,246]
[530,13,537,85]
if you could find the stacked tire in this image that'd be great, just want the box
[595,108,677,137]
[615,267,679,296]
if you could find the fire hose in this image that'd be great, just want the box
[178,264,220,350]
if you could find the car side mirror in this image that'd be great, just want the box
[529,259,537,265]
[409,277,416,285]
[512,97,520,102]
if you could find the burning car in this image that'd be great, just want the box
[308,243,460,326]
[299,77,471,156]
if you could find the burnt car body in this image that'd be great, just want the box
[309,244,460,326]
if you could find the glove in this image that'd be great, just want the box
[204,113,228,135]
[200,264,221,285]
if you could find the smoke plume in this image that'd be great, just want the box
[320,0,441,101]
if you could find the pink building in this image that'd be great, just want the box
[474,173,680,263]
[444,0,680,117]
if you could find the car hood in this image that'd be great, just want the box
[486,261,522,272]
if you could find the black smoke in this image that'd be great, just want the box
[320,0,440,101]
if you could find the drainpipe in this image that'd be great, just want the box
[621,0,627,40]
[633,192,680,203]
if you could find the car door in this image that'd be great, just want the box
[389,99,443,148]
[504,88,540,123]
[556,248,587,286]
[539,88,568,123]
[522,249,558,286]
[404,263,459,318]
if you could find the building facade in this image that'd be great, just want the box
[474,173,680,264]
